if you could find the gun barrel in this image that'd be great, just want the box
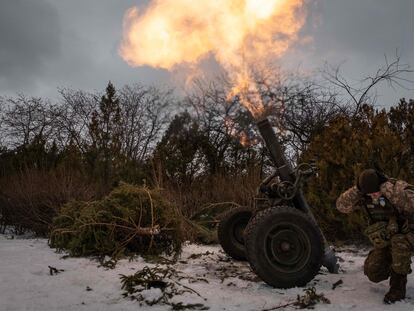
[256,118,293,182]
[257,118,308,212]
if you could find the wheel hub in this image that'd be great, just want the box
[280,241,291,252]
[265,224,311,273]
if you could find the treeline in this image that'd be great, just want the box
[0,60,413,242]
[0,81,264,235]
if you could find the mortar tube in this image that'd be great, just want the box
[256,118,293,183]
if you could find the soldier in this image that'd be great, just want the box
[336,169,414,303]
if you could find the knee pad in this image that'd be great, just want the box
[364,250,391,283]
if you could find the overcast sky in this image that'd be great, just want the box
[0,0,413,106]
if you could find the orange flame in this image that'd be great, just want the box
[120,0,307,118]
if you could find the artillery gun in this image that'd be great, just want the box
[218,118,339,288]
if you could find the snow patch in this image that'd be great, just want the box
[0,234,413,310]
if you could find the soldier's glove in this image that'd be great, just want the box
[386,216,399,237]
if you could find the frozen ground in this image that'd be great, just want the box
[1,232,413,311]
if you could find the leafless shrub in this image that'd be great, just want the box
[0,168,99,235]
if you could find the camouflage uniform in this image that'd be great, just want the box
[336,179,414,285]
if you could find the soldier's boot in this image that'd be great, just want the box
[383,270,407,304]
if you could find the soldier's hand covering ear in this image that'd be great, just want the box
[336,186,365,214]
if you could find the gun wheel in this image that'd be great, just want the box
[218,207,253,261]
[245,206,323,288]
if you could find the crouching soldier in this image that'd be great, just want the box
[336,169,414,303]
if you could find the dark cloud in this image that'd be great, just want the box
[0,0,61,94]
[0,0,167,98]
[284,0,414,106]
[317,0,414,56]
[0,0,413,105]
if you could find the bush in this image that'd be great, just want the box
[49,183,183,258]
[0,168,99,236]
[301,104,414,242]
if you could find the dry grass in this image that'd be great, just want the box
[164,168,261,217]
[0,168,100,235]
[161,168,261,242]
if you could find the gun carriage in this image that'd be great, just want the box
[218,118,339,288]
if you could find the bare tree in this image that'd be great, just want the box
[250,68,339,155]
[51,83,175,163]
[322,54,414,116]
[0,95,55,148]
[118,84,174,162]
[245,58,413,158]
[54,89,99,151]
[183,76,266,174]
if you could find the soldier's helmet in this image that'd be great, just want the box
[358,169,381,194]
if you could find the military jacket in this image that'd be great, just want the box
[336,179,414,223]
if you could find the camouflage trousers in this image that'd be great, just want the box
[364,233,414,282]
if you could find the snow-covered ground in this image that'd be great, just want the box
[1,232,413,311]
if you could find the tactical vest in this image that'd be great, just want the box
[363,195,397,225]
[363,178,414,226]
[362,195,398,248]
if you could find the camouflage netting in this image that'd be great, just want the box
[49,183,183,258]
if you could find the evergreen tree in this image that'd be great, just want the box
[154,112,202,185]
[87,82,123,185]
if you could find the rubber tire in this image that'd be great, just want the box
[218,207,253,261]
[244,206,324,288]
